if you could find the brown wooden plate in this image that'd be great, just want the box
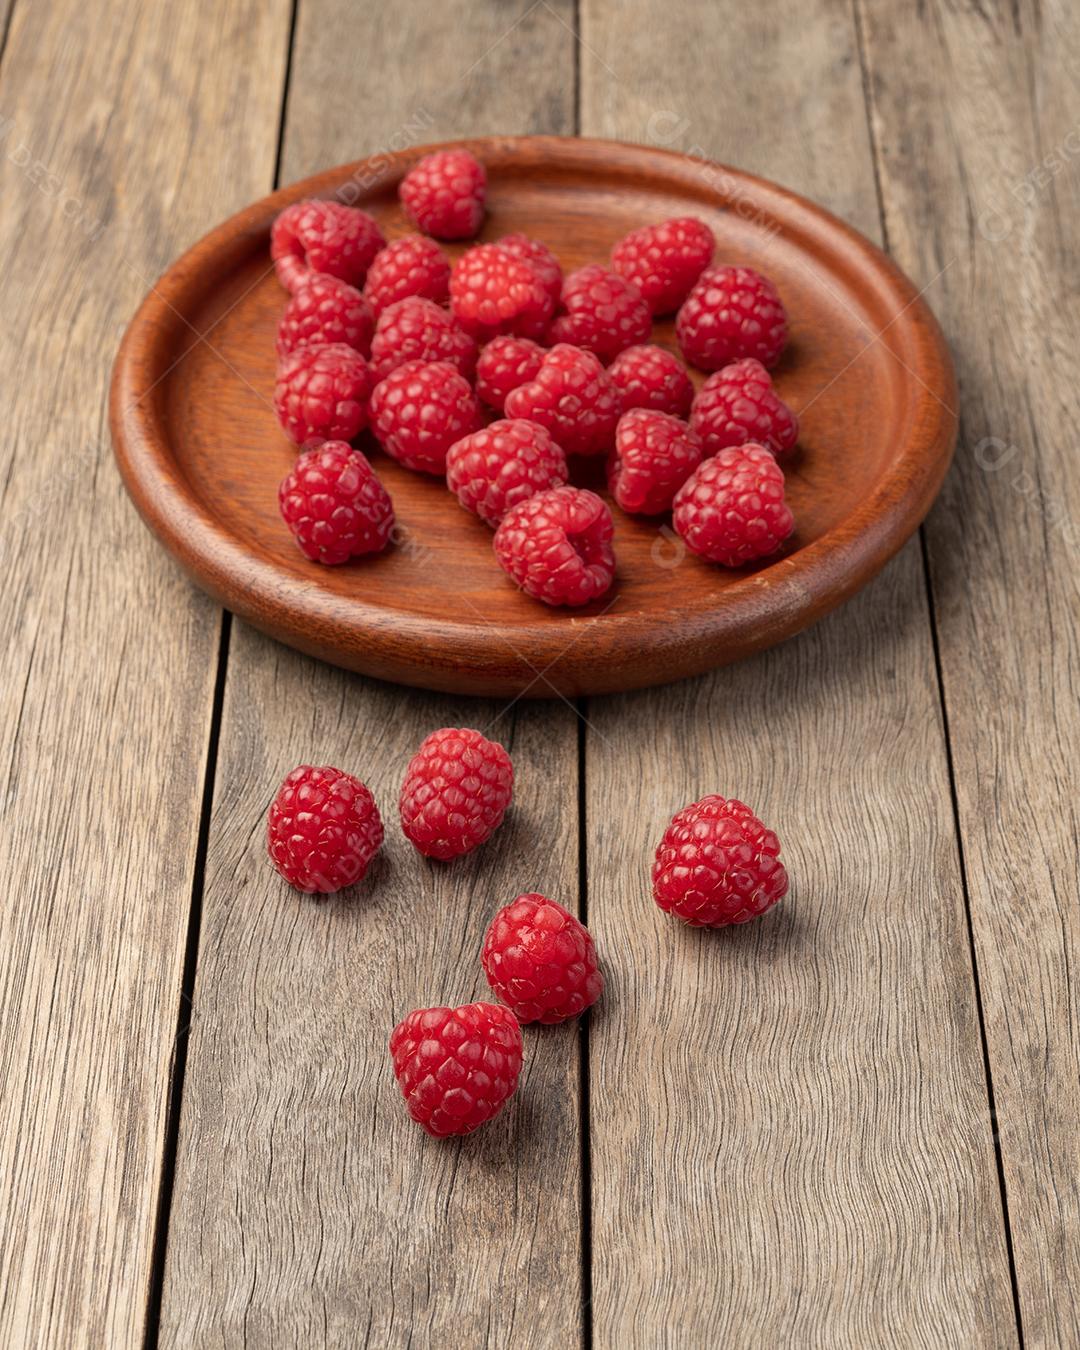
[110,136,956,698]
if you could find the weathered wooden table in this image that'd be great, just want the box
[2,1,1076,1345]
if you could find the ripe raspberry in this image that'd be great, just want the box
[274,342,372,448]
[482,894,604,1024]
[475,335,546,411]
[267,764,383,894]
[493,486,615,607]
[672,443,794,566]
[652,795,788,926]
[369,296,478,381]
[607,344,694,417]
[450,243,555,342]
[690,357,799,458]
[399,727,514,860]
[607,409,703,516]
[278,442,393,564]
[446,418,568,527]
[271,199,385,293]
[275,274,374,360]
[676,264,789,371]
[611,216,715,314]
[503,344,621,457]
[399,148,487,240]
[389,1002,522,1137]
[362,234,451,317]
[547,265,651,363]
[369,360,481,476]
[495,234,563,306]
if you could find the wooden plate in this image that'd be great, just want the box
[110,136,956,698]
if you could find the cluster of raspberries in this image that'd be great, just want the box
[269,147,801,602]
[267,727,787,1136]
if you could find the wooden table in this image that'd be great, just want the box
[2,1,1076,1345]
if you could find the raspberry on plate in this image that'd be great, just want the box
[493,486,616,607]
[690,357,799,458]
[399,148,487,240]
[271,199,385,293]
[607,344,694,417]
[267,764,384,894]
[495,233,563,306]
[362,233,451,317]
[676,264,789,371]
[279,442,393,564]
[274,342,373,448]
[611,216,715,314]
[369,360,481,475]
[389,1002,522,1137]
[369,296,478,381]
[607,409,703,516]
[503,344,621,457]
[482,893,604,1024]
[399,727,514,860]
[547,264,652,363]
[672,443,794,566]
[275,274,374,360]
[652,794,788,926]
[475,335,546,411]
[449,243,555,342]
[446,418,568,527]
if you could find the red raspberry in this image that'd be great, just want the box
[503,344,621,457]
[690,357,799,458]
[607,344,694,417]
[399,148,487,240]
[278,442,393,564]
[672,443,794,566]
[271,199,385,293]
[274,343,372,448]
[676,264,789,371]
[652,795,788,926]
[611,216,715,314]
[399,727,514,860]
[446,418,568,527]
[450,243,555,342]
[267,764,383,894]
[475,335,546,411]
[493,486,616,607]
[607,409,703,516]
[369,360,481,476]
[482,894,604,1024]
[369,296,478,381]
[495,233,563,306]
[547,265,651,363]
[389,1002,522,1137]
[275,274,374,360]
[362,234,451,317]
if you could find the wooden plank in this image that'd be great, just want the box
[856,0,1080,1341]
[0,0,292,1344]
[580,0,1018,1343]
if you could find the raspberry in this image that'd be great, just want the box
[547,265,651,363]
[369,360,481,476]
[607,409,703,516]
[495,234,563,306]
[399,148,486,240]
[271,199,385,293]
[369,296,478,381]
[493,486,616,607]
[446,418,568,527]
[503,344,621,457]
[399,727,513,860]
[672,443,794,566]
[611,216,715,314]
[482,894,604,1024]
[475,335,546,411]
[389,1002,522,1137]
[450,244,555,342]
[676,264,789,371]
[607,344,694,417]
[362,234,451,317]
[278,442,393,564]
[267,764,384,894]
[652,795,788,926]
[274,342,372,448]
[690,357,799,458]
[275,274,374,360]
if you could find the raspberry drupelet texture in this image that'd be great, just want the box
[611,215,715,314]
[389,1002,522,1137]
[493,486,616,607]
[503,344,621,457]
[607,344,694,418]
[369,296,478,381]
[369,360,481,475]
[399,149,487,240]
[446,418,569,527]
[676,264,789,371]
[495,233,563,306]
[278,443,393,564]
[652,794,788,926]
[275,274,374,360]
[482,894,604,1024]
[673,443,794,566]
[399,727,514,860]
[271,199,385,293]
[547,264,652,363]
[449,243,555,342]
[475,335,546,411]
[362,234,451,317]
[607,409,703,516]
[274,342,373,448]
[267,764,384,894]
[690,357,799,458]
